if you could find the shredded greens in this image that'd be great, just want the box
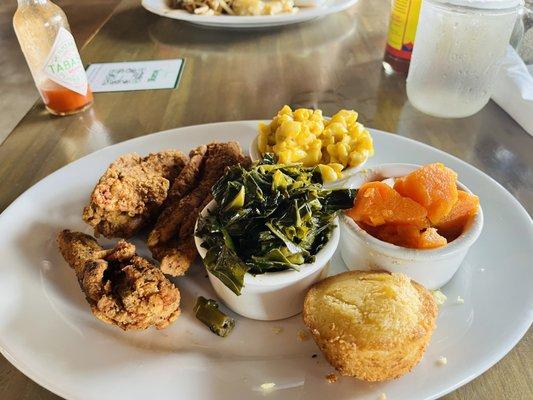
[196,154,356,295]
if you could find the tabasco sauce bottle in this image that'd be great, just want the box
[383,0,422,75]
[13,0,93,116]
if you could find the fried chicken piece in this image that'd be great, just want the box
[57,229,181,330]
[148,142,250,276]
[82,150,189,238]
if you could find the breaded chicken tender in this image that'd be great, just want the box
[148,142,250,276]
[303,271,437,381]
[83,150,188,238]
[58,230,181,330]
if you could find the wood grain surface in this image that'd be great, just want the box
[0,0,531,399]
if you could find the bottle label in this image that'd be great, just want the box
[42,27,88,95]
[386,0,421,60]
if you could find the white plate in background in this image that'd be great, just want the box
[0,121,531,400]
[141,0,358,28]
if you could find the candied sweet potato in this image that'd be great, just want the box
[360,223,446,249]
[374,224,421,248]
[418,228,447,249]
[436,190,479,241]
[394,163,458,225]
[347,182,428,228]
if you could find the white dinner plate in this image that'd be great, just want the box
[0,122,531,400]
[141,0,359,28]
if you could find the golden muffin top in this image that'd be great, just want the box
[304,271,436,351]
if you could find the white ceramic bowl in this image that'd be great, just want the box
[339,163,484,290]
[249,135,366,178]
[195,200,340,320]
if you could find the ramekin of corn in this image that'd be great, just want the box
[250,105,374,182]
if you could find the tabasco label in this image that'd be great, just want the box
[42,27,88,95]
[386,0,421,61]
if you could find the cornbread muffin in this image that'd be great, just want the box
[303,271,438,381]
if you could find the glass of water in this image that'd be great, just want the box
[406,0,524,118]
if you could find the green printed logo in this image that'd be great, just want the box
[42,27,88,95]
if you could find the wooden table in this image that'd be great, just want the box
[0,0,531,398]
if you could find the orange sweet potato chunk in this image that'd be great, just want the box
[347,182,428,228]
[374,224,422,248]
[436,190,479,241]
[363,224,446,249]
[394,163,458,225]
[418,228,447,249]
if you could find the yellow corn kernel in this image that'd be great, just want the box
[318,164,338,183]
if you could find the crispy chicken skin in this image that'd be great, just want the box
[57,230,181,330]
[148,142,250,276]
[82,150,188,238]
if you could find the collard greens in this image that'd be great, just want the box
[196,154,356,295]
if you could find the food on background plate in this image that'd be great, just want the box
[148,142,250,277]
[257,105,374,182]
[303,271,438,381]
[196,154,356,295]
[57,230,180,330]
[346,163,479,249]
[170,0,296,16]
[194,296,235,337]
[83,150,188,238]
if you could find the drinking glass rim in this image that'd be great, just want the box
[424,0,524,13]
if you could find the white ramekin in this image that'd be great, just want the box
[339,163,484,290]
[195,200,340,321]
[249,135,366,179]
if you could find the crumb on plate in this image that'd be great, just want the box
[378,393,387,400]
[437,356,448,366]
[297,329,309,341]
[431,290,447,306]
[272,326,283,334]
[456,295,464,304]
[326,373,337,383]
